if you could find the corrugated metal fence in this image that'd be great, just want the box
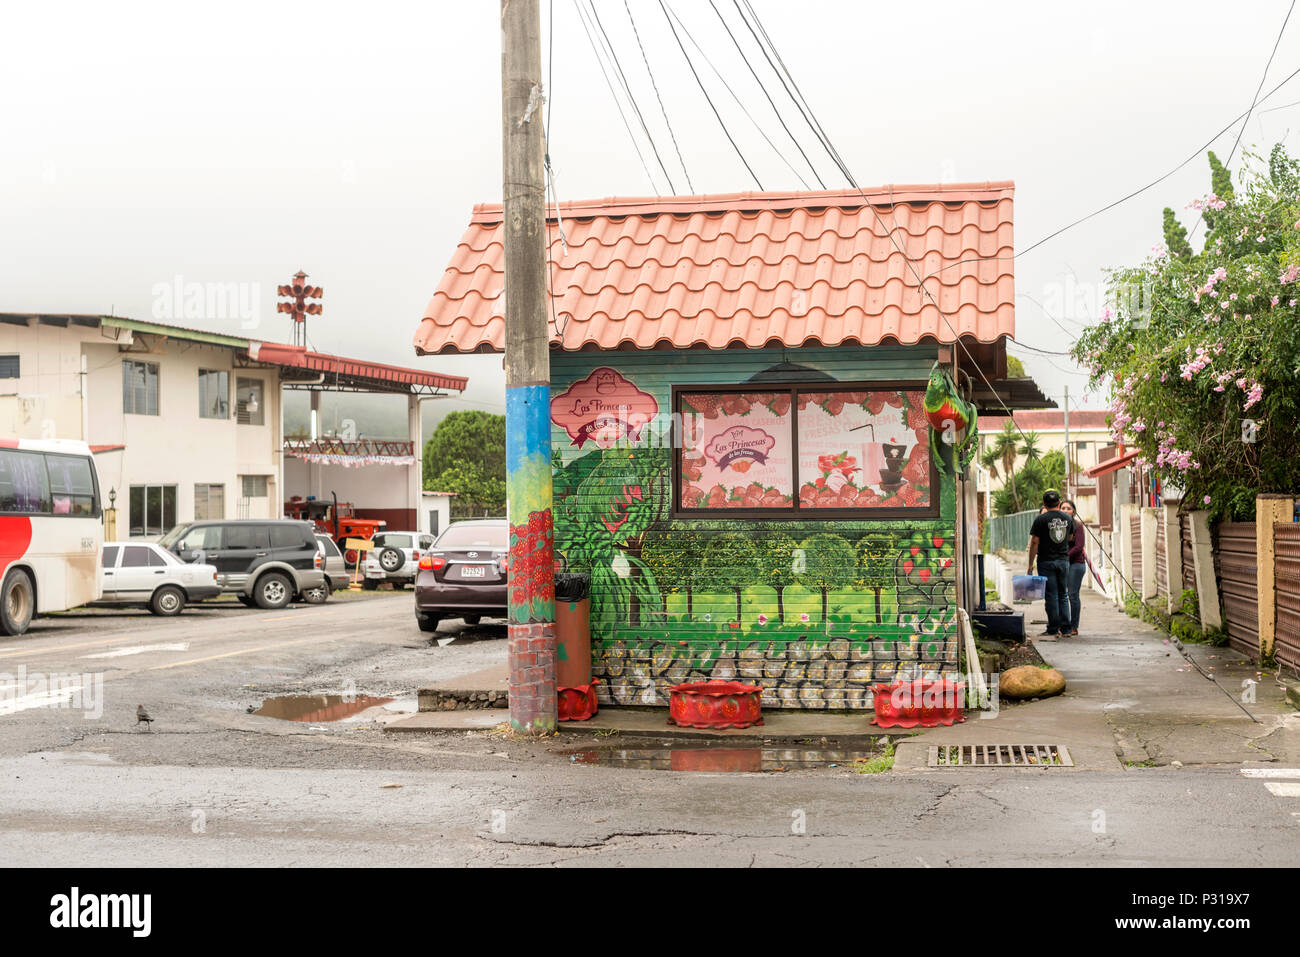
[1274,523,1300,671]
[1215,522,1259,659]
[1180,512,1196,592]
[987,508,1037,554]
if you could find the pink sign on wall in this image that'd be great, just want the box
[550,367,659,448]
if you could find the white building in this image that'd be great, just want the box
[0,313,467,540]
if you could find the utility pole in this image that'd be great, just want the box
[1062,385,1070,499]
[501,0,557,734]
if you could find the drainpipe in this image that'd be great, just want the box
[80,354,89,441]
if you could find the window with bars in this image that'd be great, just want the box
[122,361,159,415]
[236,377,264,426]
[240,474,268,499]
[194,483,225,521]
[198,370,229,419]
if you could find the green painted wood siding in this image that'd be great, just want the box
[550,346,959,711]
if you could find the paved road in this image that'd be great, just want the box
[1,590,1298,866]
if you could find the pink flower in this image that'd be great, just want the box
[1203,495,1212,505]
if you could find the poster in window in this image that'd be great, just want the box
[679,392,793,509]
[796,389,930,509]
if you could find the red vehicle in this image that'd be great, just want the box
[284,495,385,563]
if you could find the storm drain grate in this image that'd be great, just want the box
[928,744,1073,767]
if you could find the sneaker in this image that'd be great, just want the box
[1036,631,1058,640]
[1068,629,1079,636]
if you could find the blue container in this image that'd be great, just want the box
[1011,574,1047,602]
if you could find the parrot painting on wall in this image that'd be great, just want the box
[923,362,978,470]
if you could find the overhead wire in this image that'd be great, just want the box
[661,1,810,188]
[585,0,679,193]
[621,0,694,192]
[656,0,763,189]
[707,0,825,188]
[1189,0,1296,241]
[572,0,661,194]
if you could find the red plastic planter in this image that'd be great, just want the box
[557,680,599,722]
[667,680,763,729]
[871,678,965,728]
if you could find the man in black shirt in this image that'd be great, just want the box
[1026,489,1074,638]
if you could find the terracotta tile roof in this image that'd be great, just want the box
[413,183,1014,354]
[980,409,1112,432]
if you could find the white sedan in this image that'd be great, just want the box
[94,542,221,616]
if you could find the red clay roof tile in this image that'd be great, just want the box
[414,183,1014,355]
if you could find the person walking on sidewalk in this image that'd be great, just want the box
[1026,489,1074,638]
[1061,499,1086,636]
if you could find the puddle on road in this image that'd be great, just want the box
[253,694,394,723]
[557,746,879,773]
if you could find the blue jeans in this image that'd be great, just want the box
[1038,559,1071,634]
[1067,561,1086,632]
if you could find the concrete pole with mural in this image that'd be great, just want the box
[501,0,556,733]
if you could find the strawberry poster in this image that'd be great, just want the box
[796,389,931,509]
[679,392,793,509]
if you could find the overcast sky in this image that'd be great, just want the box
[4,0,1298,429]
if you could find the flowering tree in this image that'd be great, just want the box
[1072,145,1300,519]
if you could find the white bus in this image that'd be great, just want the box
[0,438,103,635]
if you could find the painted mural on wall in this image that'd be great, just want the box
[551,363,961,711]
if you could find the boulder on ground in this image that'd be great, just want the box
[999,665,1066,700]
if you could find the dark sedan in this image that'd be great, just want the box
[414,520,508,632]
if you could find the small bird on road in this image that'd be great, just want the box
[136,705,154,730]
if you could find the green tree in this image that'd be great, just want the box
[1162,207,1193,260]
[423,411,506,516]
[701,533,759,624]
[1205,150,1234,232]
[428,460,506,517]
[854,534,894,624]
[640,529,705,618]
[754,530,799,622]
[1006,355,1026,377]
[982,420,1023,512]
[797,533,857,622]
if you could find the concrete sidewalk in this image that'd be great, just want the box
[896,591,1300,771]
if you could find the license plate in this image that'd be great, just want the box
[460,565,486,578]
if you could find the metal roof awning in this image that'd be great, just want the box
[248,342,467,396]
[1085,449,1139,478]
[968,376,1058,413]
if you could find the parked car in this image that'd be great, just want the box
[299,535,350,604]
[413,520,508,632]
[158,519,327,609]
[362,531,434,590]
[94,542,221,616]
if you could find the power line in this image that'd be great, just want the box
[572,0,660,194]
[1190,0,1296,241]
[621,0,694,193]
[585,0,679,193]
[661,2,810,188]
[656,0,763,189]
[707,0,825,188]
[730,0,850,186]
